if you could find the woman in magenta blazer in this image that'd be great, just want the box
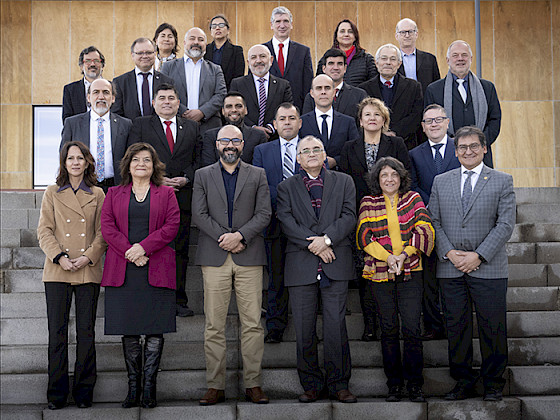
[101,142,179,409]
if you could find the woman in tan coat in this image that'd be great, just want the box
[37,141,106,410]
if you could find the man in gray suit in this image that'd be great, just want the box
[60,78,132,192]
[429,126,515,402]
[161,27,227,134]
[276,135,357,403]
[192,125,271,406]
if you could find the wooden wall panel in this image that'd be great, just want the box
[358,2,400,56]
[158,1,194,45]
[32,2,70,104]
[553,1,560,101]
[480,1,494,82]
[0,1,32,104]
[193,2,235,43]
[0,105,32,189]
[502,168,554,188]
[315,2,357,65]
[236,1,277,54]
[400,1,436,56]
[494,1,551,101]
[69,1,115,82]
[285,1,316,68]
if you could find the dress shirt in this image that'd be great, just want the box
[460,162,483,195]
[272,37,290,70]
[428,134,449,159]
[401,49,417,81]
[212,44,224,66]
[135,67,154,114]
[334,81,343,97]
[379,75,396,87]
[184,56,202,110]
[89,111,113,178]
[314,107,333,139]
[452,72,469,94]
[158,116,177,142]
[84,78,92,111]
[220,161,240,228]
[280,136,298,174]
[252,73,270,101]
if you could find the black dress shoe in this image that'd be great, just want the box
[408,386,426,402]
[386,385,404,402]
[299,389,319,403]
[265,330,283,344]
[47,401,66,410]
[330,389,357,403]
[176,303,194,317]
[420,330,446,341]
[76,400,92,408]
[445,383,476,400]
[483,389,503,401]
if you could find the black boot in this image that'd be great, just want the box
[361,314,377,342]
[121,336,142,408]
[142,335,164,409]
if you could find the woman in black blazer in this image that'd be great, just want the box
[339,97,411,342]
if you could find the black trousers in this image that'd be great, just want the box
[265,235,289,333]
[45,282,100,404]
[369,272,424,389]
[175,189,192,306]
[440,275,508,390]
[421,252,445,334]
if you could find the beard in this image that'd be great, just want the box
[92,100,109,116]
[219,147,242,164]
[188,47,205,59]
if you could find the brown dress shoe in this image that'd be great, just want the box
[298,389,319,403]
[199,388,225,406]
[332,389,357,403]
[245,387,269,404]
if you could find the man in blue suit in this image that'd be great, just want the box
[409,104,460,340]
[300,75,359,169]
[253,102,301,343]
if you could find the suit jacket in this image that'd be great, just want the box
[409,138,460,204]
[62,79,87,122]
[111,69,175,120]
[339,133,411,209]
[264,39,313,110]
[161,58,227,130]
[299,110,359,166]
[230,74,293,127]
[100,183,180,289]
[127,115,200,211]
[276,169,356,286]
[60,111,132,184]
[302,82,367,122]
[205,40,245,90]
[429,165,515,279]
[424,75,501,167]
[397,49,441,93]
[201,123,267,167]
[192,161,271,267]
[358,74,423,149]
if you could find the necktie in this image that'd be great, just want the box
[140,72,151,116]
[164,121,174,153]
[462,170,474,213]
[96,118,105,182]
[258,78,266,127]
[278,43,285,76]
[283,142,294,180]
[333,87,339,104]
[320,114,329,144]
[457,79,467,103]
[432,143,443,174]
[384,80,392,88]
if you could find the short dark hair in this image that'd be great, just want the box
[210,14,230,30]
[120,143,166,186]
[454,125,486,148]
[154,82,179,98]
[275,102,300,119]
[153,22,179,55]
[423,104,447,118]
[130,37,155,53]
[322,48,347,64]
[78,46,105,67]
[368,157,411,196]
[224,91,247,107]
[332,19,363,53]
[57,141,97,187]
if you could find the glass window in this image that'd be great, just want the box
[33,106,63,188]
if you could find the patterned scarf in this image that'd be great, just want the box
[345,45,356,65]
[301,168,324,218]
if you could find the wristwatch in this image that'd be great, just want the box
[323,234,332,247]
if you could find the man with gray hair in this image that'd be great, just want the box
[424,40,501,167]
[263,6,313,111]
[162,27,226,134]
[358,43,423,149]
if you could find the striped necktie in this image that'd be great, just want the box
[258,78,266,126]
[283,142,294,180]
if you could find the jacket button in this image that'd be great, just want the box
[65,248,69,252]
[81,219,85,222]
[66,233,70,237]
[80,249,85,252]
[67,219,71,223]
[81,233,85,237]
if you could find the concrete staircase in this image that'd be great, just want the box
[1,188,559,419]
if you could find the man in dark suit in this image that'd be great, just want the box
[429,126,515,402]
[424,40,501,167]
[200,91,266,167]
[253,103,302,343]
[409,104,460,341]
[300,75,359,169]
[112,38,174,121]
[205,14,245,90]
[263,6,313,110]
[302,48,367,123]
[277,135,357,403]
[161,27,227,134]
[230,44,293,139]
[61,78,131,192]
[358,43,423,150]
[192,124,271,406]
[127,83,200,318]
[62,46,105,122]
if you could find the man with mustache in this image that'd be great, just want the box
[161,27,227,135]
[60,78,132,193]
[62,46,105,122]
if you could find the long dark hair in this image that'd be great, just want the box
[332,19,363,53]
[56,141,96,187]
[120,143,165,186]
[153,22,179,55]
[368,157,411,196]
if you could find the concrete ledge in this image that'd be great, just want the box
[0,191,37,209]
[509,366,560,395]
[43,404,139,420]
[507,243,536,264]
[427,398,520,420]
[3,269,43,292]
[1,229,20,248]
[507,264,547,287]
[517,204,560,224]
[12,248,45,269]
[0,209,29,230]
[537,243,560,264]
[506,287,559,311]
[549,264,560,286]
[1,248,12,269]
[142,402,237,420]
[332,399,425,420]
[238,400,331,420]
[513,188,560,204]
[518,395,560,420]
[0,404,43,420]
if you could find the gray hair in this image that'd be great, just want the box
[184,27,207,41]
[395,18,417,33]
[446,40,473,58]
[375,43,402,62]
[270,6,293,23]
[296,135,323,154]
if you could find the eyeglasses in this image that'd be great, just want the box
[133,51,156,56]
[210,23,228,29]
[397,30,417,36]
[83,59,102,65]
[457,143,482,153]
[217,138,243,146]
[298,147,324,156]
[422,117,448,124]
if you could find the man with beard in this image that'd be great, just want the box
[192,124,271,405]
[60,78,132,192]
[62,46,105,122]
[161,27,227,135]
[230,44,293,140]
[127,83,200,318]
[200,91,267,167]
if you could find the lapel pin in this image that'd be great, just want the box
[179,125,183,129]
[113,118,117,122]
[484,176,488,180]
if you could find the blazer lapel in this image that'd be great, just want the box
[441,140,456,172]
[199,61,208,98]
[267,76,279,109]
[420,142,437,176]
[284,40,296,75]
[318,170,334,223]
[294,175,317,220]
[271,140,283,178]
[176,60,188,102]
[80,112,91,143]
[221,41,233,73]
[172,119,186,156]
[57,188,86,218]
[210,163,228,206]
[148,183,160,233]
[392,74,406,105]
[234,163,249,203]
[150,116,172,157]
[109,113,119,151]
[465,166,491,215]
[354,137,368,173]
[127,71,141,115]
[245,76,259,110]
[452,169,464,216]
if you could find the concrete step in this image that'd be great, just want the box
[518,395,560,420]
[507,242,560,264]
[510,223,560,243]
[514,187,560,205]
[517,204,560,224]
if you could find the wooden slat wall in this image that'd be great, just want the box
[1,0,557,189]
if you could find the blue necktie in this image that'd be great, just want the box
[432,143,443,174]
[462,170,474,213]
[96,118,105,182]
[320,114,329,145]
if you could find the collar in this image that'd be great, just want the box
[252,73,270,83]
[91,110,110,122]
[280,136,298,147]
[83,77,92,87]
[401,48,416,57]
[57,179,93,193]
[184,56,204,65]
[452,72,470,82]
[272,37,290,48]
[380,75,396,85]
[159,115,177,125]
[334,81,344,91]
[135,67,154,76]
[461,162,484,176]
[428,134,448,148]
[315,107,333,119]
[219,159,241,172]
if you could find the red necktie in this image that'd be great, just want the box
[384,81,392,88]
[164,121,174,153]
[333,88,339,103]
[278,43,285,76]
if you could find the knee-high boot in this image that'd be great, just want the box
[121,336,142,408]
[142,335,164,409]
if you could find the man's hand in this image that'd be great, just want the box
[306,236,329,255]
[252,125,273,140]
[218,232,243,252]
[318,247,336,264]
[327,156,337,169]
[69,255,91,270]
[230,242,246,254]
[125,243,146,263]
[182,109,204,122]
[454,251,482,273]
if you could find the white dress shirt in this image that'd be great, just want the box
[428,134,449,159]
[159,115,177,142]
[272,37,290,69]
[83,78,92,111]
[184,56,202,110]
[460,162,484,195]
[135,67,154,115]
[379,75,396,86]
[315,107,333,139]
[89,110,113,178]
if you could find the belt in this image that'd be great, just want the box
[97,177,115,187]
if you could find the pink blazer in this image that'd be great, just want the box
[101,183,180,289]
